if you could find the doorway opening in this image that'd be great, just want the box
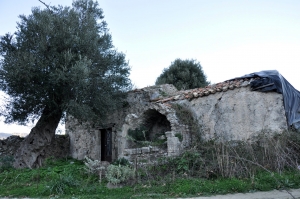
[100,128,112,162]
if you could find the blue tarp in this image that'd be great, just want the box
[233,70,300,130]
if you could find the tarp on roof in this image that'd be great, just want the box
[233,70,300,130]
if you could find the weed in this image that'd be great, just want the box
[175,133,183,142]
[112,157,130,166]
[172,103,203,145]
[106,164,134,185]
[2,130,300,198]
[43,174,80,195]
[128,126,149,142]
[84,156,104,174]
[1,157,300,198]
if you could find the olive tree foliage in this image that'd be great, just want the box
[0,0,131,168]
[0,0,131,125]
[155,59,209,90]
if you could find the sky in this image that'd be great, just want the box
[0,0,300,134]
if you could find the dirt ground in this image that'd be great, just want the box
[1,188,300,199]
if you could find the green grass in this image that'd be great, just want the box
[1,158,300,199]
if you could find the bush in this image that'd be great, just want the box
[106,164,134,185]
[43,174,80,195]
[134,130,300,184]
[0,156,14,172]
[112,157,130,167]
[155,58,209,90]
[84,156,104,175]
[172,103,203,145]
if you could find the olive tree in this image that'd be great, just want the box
[0,0,131,168]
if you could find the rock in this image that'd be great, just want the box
[167,136,180,156]
[150,91,161,101]
[151,147,160,152]
[188,93,193,98]
[158,135,166,140]
[165,131,174,138]
[174,95,181,100]
[204,91,210,96]
[208,89,216,94]
[193,92,199,98]
[141,147,150,153]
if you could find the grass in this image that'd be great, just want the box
[1,130,300,198]
[1,157,300,198]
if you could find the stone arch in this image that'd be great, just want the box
[138,109,171,142]
[117,103,189,159]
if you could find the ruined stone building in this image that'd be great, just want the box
[66,70,299,163]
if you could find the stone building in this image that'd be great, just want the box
[66,74,289,163]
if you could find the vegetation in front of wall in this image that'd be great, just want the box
[84,156,104,175]
[128,126,150,142]
[1,157,300,198]
[106,164,135,185]
[1,130,300,198]
[175,132,183,142]
[172,103,202,145]
[112,157,131,166]
[142,130,300,181]
[159,89,169,97]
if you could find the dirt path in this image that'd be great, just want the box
[177,188,300,199]
[1,188,300,199]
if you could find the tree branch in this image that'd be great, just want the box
[38,0,51,10]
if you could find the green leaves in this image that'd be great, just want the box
[155,58,209,90]
[0,0,131,124]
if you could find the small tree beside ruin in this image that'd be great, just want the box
[155,58,209,90]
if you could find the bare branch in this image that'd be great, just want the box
[38,0,51,10]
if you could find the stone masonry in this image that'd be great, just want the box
[66,78,288,163]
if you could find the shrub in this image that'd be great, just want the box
[43,174,80,195]
[112,157,130,167]
[134,130,300,185]
[106,164,134,185]
[0,156,14,172]
[172,103,203,145]
[84,156,104,175]
[128,126,149,141]
[155,58,209,90]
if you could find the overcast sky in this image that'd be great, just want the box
[0,0,300,134]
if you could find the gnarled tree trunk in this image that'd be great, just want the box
[13,107,63,169]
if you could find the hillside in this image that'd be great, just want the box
[0,132,12,139]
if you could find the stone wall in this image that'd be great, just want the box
[0,135,70,160]
[66,84,187,162]
[66,82,288,162]
[173,86,287,140]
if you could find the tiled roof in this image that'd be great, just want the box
[155,77,260,103]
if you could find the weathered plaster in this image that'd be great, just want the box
[66,82,288,162]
